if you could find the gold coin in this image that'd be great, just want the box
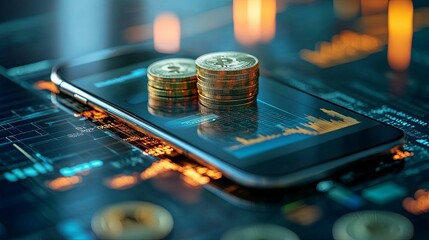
[197,78,258,90]
[148,79,197,91]
[197,83,258,96]
[147,85,198,97]
[147,75,197,83]
[148,97,198,109]
[147,58,196,79]
[197,75,258,87]
[91,201,174,240]
[148,94,198,103]
[197,70,259,80]
[195,52,259,74]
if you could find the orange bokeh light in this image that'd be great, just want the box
[140,159,222,187]
[233,0,276,46]
[34,80,60,94]
[388,0,413,72]
[403,189,429,215]
[47,176,81,191]
[153,12,180,53]
[106,175,138,190]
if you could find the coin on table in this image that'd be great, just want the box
[91,201,174,240]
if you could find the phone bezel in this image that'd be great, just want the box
[51,47,406,188]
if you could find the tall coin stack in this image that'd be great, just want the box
[147,58,198,116]
[195,52,259,110]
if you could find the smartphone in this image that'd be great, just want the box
[51,46,406,188]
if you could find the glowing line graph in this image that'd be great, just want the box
[231,108,360,149]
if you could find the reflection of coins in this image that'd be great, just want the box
[148,58,196,80]
[199,100,256,110]
[91,201,174,240]
[148,93,198,117]
[221,223,299,240]
[199,94,255,106]
[333,211,413,240]
[198,103,258,141]
[147,86,197,97]
[196,52,258,73]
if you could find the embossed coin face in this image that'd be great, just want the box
[333,211,413,240]
[91,201,174,240]
[195,52,259,72]
[147,58,197,79]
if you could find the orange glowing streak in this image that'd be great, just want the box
[234,0,257,46]
[388,0,413,72]
[74,110,108,120]
[34,80,60,94]
[248,0,262,41]
[140,159,222,186]
[392,149,414,160]
[106,175,137,190]
[260,0,276,42]
[153,13,180,53]
[47,176,81,191]
[233,0,276,46]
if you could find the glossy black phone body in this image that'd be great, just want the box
[51,47,405,188]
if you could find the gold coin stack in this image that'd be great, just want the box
[147,58,199,116]
[195,52,259,110]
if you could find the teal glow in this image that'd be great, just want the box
[59,160,103,176]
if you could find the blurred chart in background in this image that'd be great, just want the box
[1,0,429,239]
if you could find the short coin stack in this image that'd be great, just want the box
[147,58,198,116]
[195,52,259,110]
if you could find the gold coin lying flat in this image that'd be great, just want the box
[147,85,198,97]
[147,58,196,80]
[91,201,174,240]
[197,70,259,80]
[195,52,259,74]
[148,79,197,91]
[148,94,198,103]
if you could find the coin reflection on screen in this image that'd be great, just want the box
[198,103,258,144]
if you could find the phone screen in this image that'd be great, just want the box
[56,51,403,178]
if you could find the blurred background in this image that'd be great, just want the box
[1,0,429,239]
[1,0,427,72]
